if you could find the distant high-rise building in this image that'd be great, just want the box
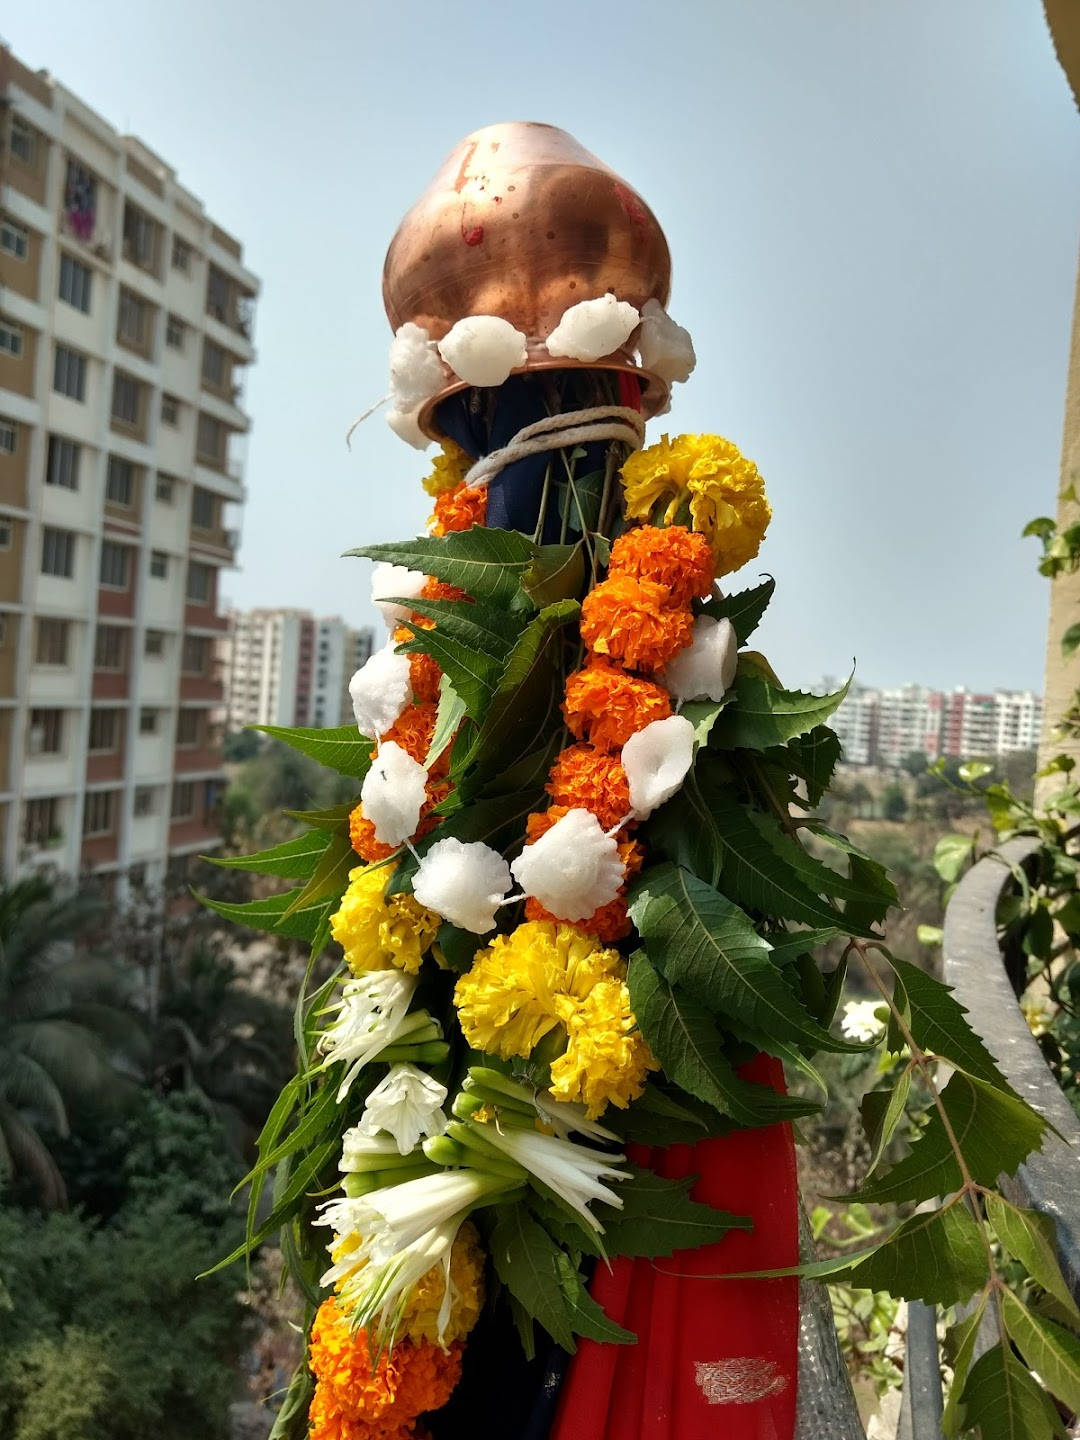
[829,682,1044,768]
[0,47,258,886]
[219,609,376,732]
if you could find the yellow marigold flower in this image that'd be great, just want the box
[330,865,440,976]
[398,1221,485,1347]
[421,438,471,497]
[619,433,771,575]
[550,977,658,1118]
[454,921,623,1059]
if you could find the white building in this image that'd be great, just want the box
[830,680,1044,768]
[0,47,258,887]
[220,609,375,731]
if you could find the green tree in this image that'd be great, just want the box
[881,782,908,822]
[900,750,929,778]
[0,880,145,1207]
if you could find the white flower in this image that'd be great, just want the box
[510,808,624,921]
[357,1064,449,1156]
[318,971,418,1100]
[1022,995,1055,1038]
[545,293,640,363]
[621,715,695,819]
[349,644,412,740]
[325,1217,460,1343]
[534,1092,619,1145]
[360,741,429,847]
[339,1130,407,1169]
[319,1169,511,1264]
[477,1125,628,1232]
[637,299,696,383]
[387,406,430,450]
[438,315,527,387]
[840,999,886,1044]
[412,838,512,933]
[371,561,427,626]
[662,616,738,703]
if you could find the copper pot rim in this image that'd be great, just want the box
[417,356,671,443]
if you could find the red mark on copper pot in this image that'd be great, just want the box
[614,182,648,231]
[462,224,485,246]
[453,141,478,193]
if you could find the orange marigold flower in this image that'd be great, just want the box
[430,482,488,537]
[408,651,442,705]
[308,1296,462,1440]
[525,806,569,844]
[420,577,469,604]
[381,703,451,779]
[525,893,632,943]
[546,743,631,830]
[580,574,693,673]
[607,525,715,609]
[563,658,673,751]
[349,779,450,863]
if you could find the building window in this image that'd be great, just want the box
[196,412,224,462]
[28,708,63,755]
[161,393,180,426]
[117,289,149,348]
[144,630,165,658]
[0,321,24,358]
[46,436,81,490]
[122,203,158,271]
[105,455,135,506]
[1,220,29,261]
[171,236,192,273]
[171,782,196,820]
[0,613,7,645]
[41,527,75,578]
[0,518,11,550]
[111,372,141,426]
[23,797,59,848]
[150,550,168,579]
[94,625,128,671]
[35,618,69,665]
[191,487,216,530]
[181,634,210,674]
[63,159,97,241]
[201,340,226,388]
[0,418,16,454]
[155,475,175,503]
[134,786,156,817]
[99,541,132,589]
[54,346,87,400]
[139,707,159,733]
[176,709,200,747]
[88,708,119,752]
[58,254,92,312]
[10,117,37,167]
[83,790,117,836]
[165,314,185,349]
[186,561,213,604]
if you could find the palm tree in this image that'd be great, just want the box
[0,878,147,1207]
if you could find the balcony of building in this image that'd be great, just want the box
[1,209,43,305]
[97,538,138,618]
[109,369,149,444]
[0,415,29,510]
[0,518,26,603]
[86,706,126,783]
[0,314,38,400]
[179,635,224,701]
[3,96,51,209]
[121,200,164,282]
[91,622,131,700]
[115,286,157,363]
[205,263,256,346]
[167,775,225,854]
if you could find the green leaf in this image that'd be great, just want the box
[934,833,975,883]
[348,528,536,607]
[394,594,521,655]
[1002,1290,1080,1417]
[396,625,503,718]
[205,1135,341,1275]
[832,1204,991,1306]
[434,922,482,974]
[207,830,333,878]
[859,1071,912,1174]
[699,577,775,644]
[709,666,850,750]
[626,951,820,1128]
[603,1083,730,1146]
[987,1194,1080,1324]
[798,824,900,920]
[596,1166,750,1258]
[1062,623,1080,660]
[889,957,1015,1092]
[426,677,467,769]
[765,726,841,807]
[962,1341,1062,1440]
[682,698,732,749]
[917,924,944,946]
[198,887,333,942]
[629,864,860,1052]
[281,830,355,920]
[255,724,373,780]
[489,1206,632,1352]
[521,542,585,607]
[765,927,843,966]
[958,760,994,784]
[849,1072,1047,1206]
[552,1249,636,1346]
[284,800,356,834]
[942,1298,988,1437]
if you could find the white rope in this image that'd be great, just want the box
[462,406,646,491]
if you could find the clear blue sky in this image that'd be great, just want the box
[8,0,1078,692]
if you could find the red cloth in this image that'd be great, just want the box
[552,1057,800,1440]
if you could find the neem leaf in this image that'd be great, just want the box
[961,1341,1062,1440]
[889,957,1015,1092]
[207,829,333,878]
[603,1082,730,1147]
[849,1072,1047,1206]
[626,951,819,1128]
[396,626,503,718]
[699,577,775,644]
[709,665,850,751]
[596,1165,751,1258]
[521,542,585,607]
[394,595,521,657]
[1001,1290,1080,1417]
[199,887,333,942]
[255,724,374,780]
[860,1071,912,1174]
[933,832,976,884]
[281,830,355,919]
[629,864,861,1053]
[764,726,842,808]
[986,1194,1080,1324]
[348,528,536,608]
[942,1298,988,1438]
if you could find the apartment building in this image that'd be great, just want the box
[0,47,258,887]
[829,681,1044,768]
[219,609,375,732]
